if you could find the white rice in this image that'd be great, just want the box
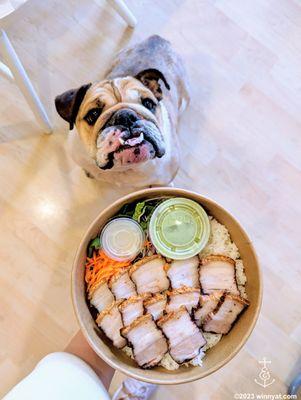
[183,350,206,368]
[122,345,134,359]
[160,353,180,370]
[200,216,240,260]
[202,332,223,351]
[238,284,248,299]
[236,259,247,285]
[122,347,205,370]
[122,217,247,370]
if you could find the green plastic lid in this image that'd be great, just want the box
[149,197,210,260]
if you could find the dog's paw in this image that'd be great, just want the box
[84,169,95,179]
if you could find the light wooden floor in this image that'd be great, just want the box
[0,0,301,398]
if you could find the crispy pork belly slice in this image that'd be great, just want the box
[96,301,126,349]
[157,307,206,364]
[200,255,239,295]
[129,255,169,295]
[119,295,146,326]
[203,294,249,334]
[89,281,114,313]
[121,314,168,368]
[109,269,137,300]
[166,287,200,314]
[194,291,224,326]
[144,293,167,320]
[167,256,200,289]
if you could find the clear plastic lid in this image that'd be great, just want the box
[149,197,210,260]
[100,217,144,261]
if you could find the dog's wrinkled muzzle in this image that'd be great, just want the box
[95,111,166,169]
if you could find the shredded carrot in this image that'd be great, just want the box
[85,249,131,297]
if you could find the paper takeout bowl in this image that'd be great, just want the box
[72,187,262,384]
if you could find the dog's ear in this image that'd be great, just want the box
[135,69,170,101]
[55,83,92,130]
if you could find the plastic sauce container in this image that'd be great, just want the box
[149,197,210,260]
[100,217,144,261]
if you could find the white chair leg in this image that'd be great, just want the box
[108,0,137,28]
[0,60,14,82]
[0,30,52,133]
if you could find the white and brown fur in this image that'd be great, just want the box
[55,35,190,188]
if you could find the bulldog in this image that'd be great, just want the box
[55,35,190,187]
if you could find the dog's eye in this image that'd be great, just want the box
[84,108,102,125]
[142,98,156,112]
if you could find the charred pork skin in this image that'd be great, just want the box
[167,256,200,289]
[119,295,146,326]
[96,301,126,349]
[193,291,224,326]
[166,287,200,314]
[109,269,137,300]
[121,314,168,368]
[89,280,115,312]
[203,293,249,334]
[199,255,239,295]
[157,307,206,363]
[144,293,167,321]
[129,255,170,295]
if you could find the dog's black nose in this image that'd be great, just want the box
[109,109,139,128]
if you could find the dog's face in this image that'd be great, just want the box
[55,69,170,170]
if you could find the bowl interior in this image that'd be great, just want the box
[72,188,262,385]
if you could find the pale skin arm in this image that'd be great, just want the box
[65,330,115,390]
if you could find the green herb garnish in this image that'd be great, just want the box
[87,237,101,258]
[133,202,146,222]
